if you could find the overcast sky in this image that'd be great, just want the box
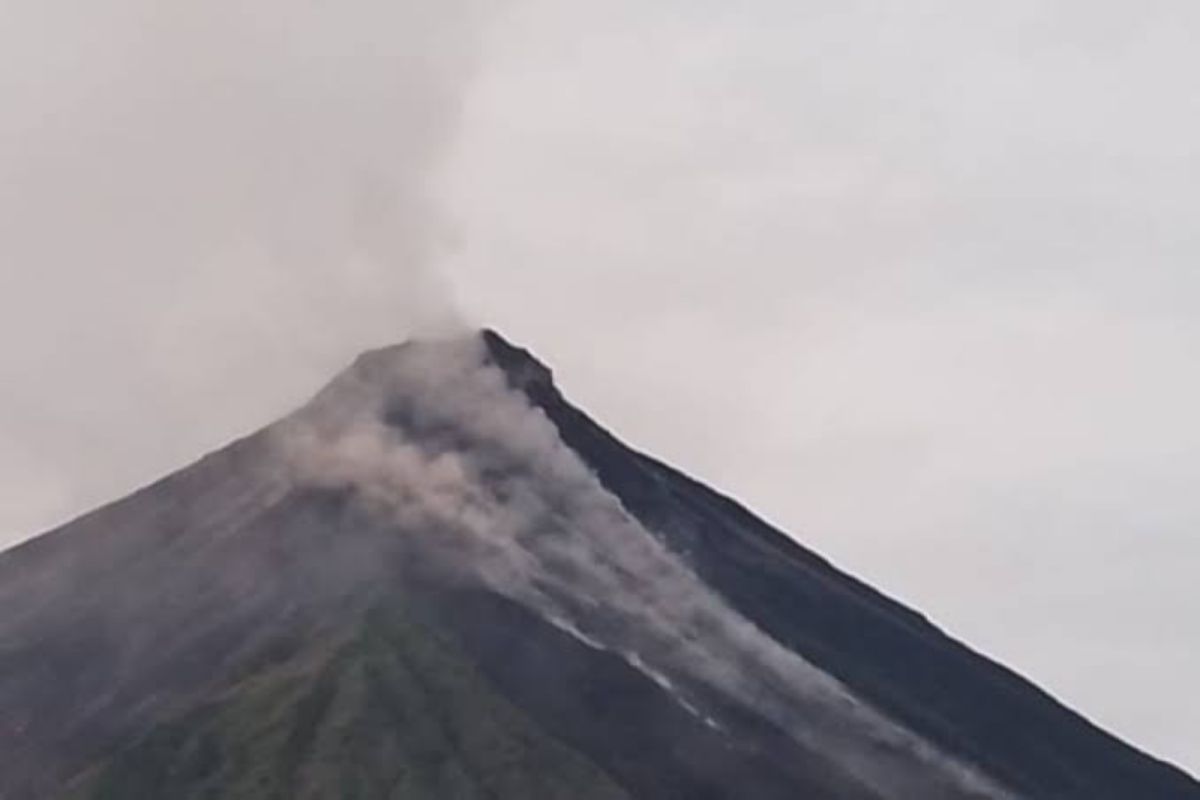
[1,0,1197,773]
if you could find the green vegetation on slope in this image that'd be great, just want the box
[63,604,631,800]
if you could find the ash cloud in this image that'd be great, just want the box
[0,0,493,544]
[275,333,1014,799]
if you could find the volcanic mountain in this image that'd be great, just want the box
[0,330,1196,799]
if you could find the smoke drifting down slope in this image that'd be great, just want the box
[273,333,1006,798]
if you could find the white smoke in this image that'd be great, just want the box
[274,333,1015,799]
[0,0,494,544]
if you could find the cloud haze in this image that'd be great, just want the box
[0,0,485,536]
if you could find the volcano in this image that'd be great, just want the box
[1,330,1196,799]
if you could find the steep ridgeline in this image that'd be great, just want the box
[0,330,1195,800]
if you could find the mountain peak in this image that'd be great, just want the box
[480,328,557,397]
[311,329,558,429]
[339,329,552,390]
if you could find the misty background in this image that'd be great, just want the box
[1,0,1197,774]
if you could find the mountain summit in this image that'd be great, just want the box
[1,330,1196,799]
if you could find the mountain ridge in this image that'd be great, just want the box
[478,328,1199,797]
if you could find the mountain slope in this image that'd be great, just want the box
[64,602,631,800]
[483,330,1200,799]
[0,329,1195,799]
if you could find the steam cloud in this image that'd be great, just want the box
[0,0,492,542]
[275,334,1014,799]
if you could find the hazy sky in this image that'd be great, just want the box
[1,0,1197,773]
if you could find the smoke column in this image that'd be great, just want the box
[0,0,493,544]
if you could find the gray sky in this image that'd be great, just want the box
[1,0,1197,773]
